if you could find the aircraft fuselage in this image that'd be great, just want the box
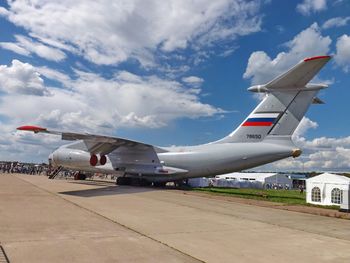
[50,137,297,182]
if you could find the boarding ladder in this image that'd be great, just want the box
[48,166,63,179]
[0,245,9,263]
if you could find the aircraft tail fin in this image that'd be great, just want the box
[216,56,331,143]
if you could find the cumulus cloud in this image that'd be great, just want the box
[1,0,263,66]
[296,0,327,16]
[322,16,350,29]
[261,131,350,172]
[301,136,350,149]
[334,34,350,72]
[293,117,318,140]
[243,23,331,84]
[0,60,50,96]
[0,58,225,161]
[0,59,224,161]
[259,118,350,171]
[266,146,350,171]
[0,123,62,163]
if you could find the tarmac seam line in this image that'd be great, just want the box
[15,176,205,263]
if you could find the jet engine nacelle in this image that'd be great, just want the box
[52,148,108,168]
[52,148,92,168]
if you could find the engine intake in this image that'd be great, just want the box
[90,154,98,166]
[100,155,107,165]
[90,154,107,166]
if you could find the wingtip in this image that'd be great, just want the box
[304,55,331,62]
[17,125,47,132]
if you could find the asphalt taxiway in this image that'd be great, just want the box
[1,173,350,262]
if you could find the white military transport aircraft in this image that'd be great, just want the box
[18,56,331,186]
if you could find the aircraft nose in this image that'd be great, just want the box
[48,152,55,167]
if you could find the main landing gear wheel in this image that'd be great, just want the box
[116,177,152,186]
[74,173,86,180]
[116,177,131,185]
[153,182,167,187]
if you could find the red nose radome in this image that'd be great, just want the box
[17,125,47,133]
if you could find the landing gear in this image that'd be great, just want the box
[116,176,131,185]
[153,182,167,187]
[74,172,86,180]
[116,177,152,186]
[138,178,152,187]
[174,179,188,188]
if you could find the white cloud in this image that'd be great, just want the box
[243,23,331,84]
[0,35,66,62]
[2,0,263,66]
[296,0,327,16]
[0,7,9,17]
[0,123,62,163]
[0,60,50,96]
[35,66,72,87]
[302,136,350,149]
[293,117,318,140]
[322,16,350,29]
[334,34,350,72]
[182,76,204,87]
[0,42,30,56]
[219,47,237,57]
[0,58,225,161]
[303,147,350,169]
[260,135,350,172]
[260,118,350,171]
[0,59,224,161]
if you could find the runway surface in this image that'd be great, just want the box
[1,174,350,262]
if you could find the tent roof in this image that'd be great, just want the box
[307,173,350,184]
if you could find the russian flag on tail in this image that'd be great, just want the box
[242,112,280,127]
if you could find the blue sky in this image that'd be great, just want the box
[0,0,349,171]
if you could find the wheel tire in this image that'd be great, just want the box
[139,178,152,186]
[153,182,166,187]
[116,177,125,185]
[116,177,131,185]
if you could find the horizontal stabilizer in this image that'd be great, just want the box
[312,97,325,104]
[266,56,331,90]
[217,55,331,143]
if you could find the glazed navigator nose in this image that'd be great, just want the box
[48,152,55,167]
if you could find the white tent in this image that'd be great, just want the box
[306,173,350,206]
[187,177,211,187]
[212,172,292,189]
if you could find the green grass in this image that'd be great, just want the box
[192,187,340,210]
[193,187,307,205]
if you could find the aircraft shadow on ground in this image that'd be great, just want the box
[59,181,160,197]
[68,180,116,187]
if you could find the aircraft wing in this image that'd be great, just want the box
[16,125,167,156]
[265,55,331,89]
